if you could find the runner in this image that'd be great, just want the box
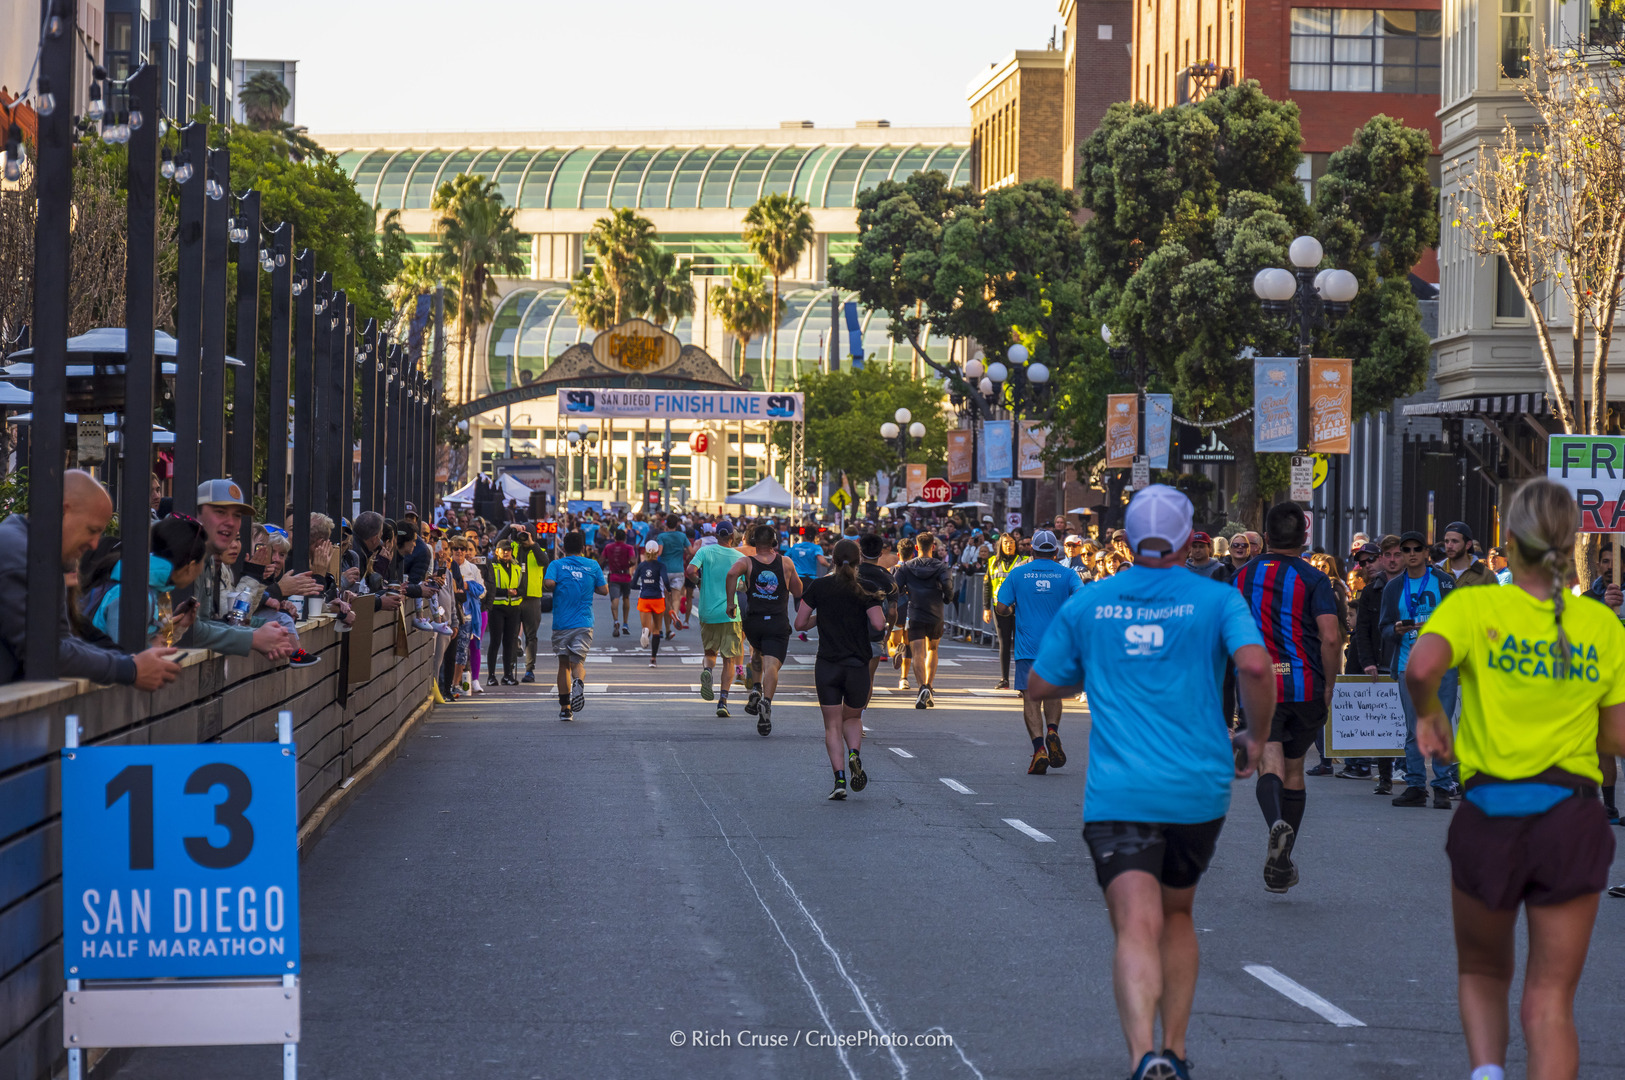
[889,537,917,690]
[601,528,637,638]
[1231,501,1341,893]
[895,532,953,709]
[654,513,689,637]
[1405,479,1625,1080]
[689,524,747,718]
[727,524,803,736]
[794,539,887,800]
[788,528,829,641]
[1026,485,1276,1080]
[994,529,1083,774]
[857,534,900,734]
[542,530,608,721]
[632,541,667,665]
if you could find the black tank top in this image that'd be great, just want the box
[745,555,791,619]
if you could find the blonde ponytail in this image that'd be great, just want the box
[1504,478,1581,669]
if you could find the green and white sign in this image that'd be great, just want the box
[1547,435,1625,533]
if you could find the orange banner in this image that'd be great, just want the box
[1309,357,1352,454]
[946,430,974,483]
[905,464,927,501]
[1018,421,1048,478]
[1105,394,1138,468]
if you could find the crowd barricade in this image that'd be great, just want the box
[946,569,995,646]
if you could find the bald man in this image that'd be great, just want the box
[0,470,181,689]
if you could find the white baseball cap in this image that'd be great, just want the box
[1124,484,1194,557]
[644,540,662,554]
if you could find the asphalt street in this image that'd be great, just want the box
[120,595,1625,1079]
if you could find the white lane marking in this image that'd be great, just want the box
[940,777,976,794]
[967,688,1014,697]
[679,656,704,664]
[889,747,915,759]
[1244,964,1367,1027]
[1003,818,1055,842]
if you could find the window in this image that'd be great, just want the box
[1290,8,1442,92]
[1295,157,1313,201]
[1500,0,1532,76]
[1590,0,1624,45]
[1495,257,1526,320]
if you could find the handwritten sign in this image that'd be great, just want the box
[1325,675,1405,757]
[1547,435,1625,533]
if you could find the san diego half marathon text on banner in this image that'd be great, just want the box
[561,388,803,422]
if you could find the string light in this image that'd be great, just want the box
[160,147,175,179]
[34,77,54,118]
[86,79,104,121]
[2,124,23,183]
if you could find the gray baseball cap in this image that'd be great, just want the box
[196,478,254,514]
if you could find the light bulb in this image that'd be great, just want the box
[276,252,286,267]
[173,159,193,184]
[205,178,223,200]
[87,85,104,121]
[578,422,590,435]
[1319,267,1359,303]
[1028,362,1050,384]
[986,361,1008,383]
[35,78,55,117]
[3,156,20,184]
[128,108,142,131]
[894,407,911,424]
[47,13,64,37]
[1253,267,1296,302]
[1100,324,1113,344]
[880,422,899,439]
[101,123,118,145]
[1289,235,1324,269]
[1007,343,1029,365]
[963,358,984,380]
[157,118,168,138]
[292,280,304,296]
[908,422,926,439]
[978,377,993,395]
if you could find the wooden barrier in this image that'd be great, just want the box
[0,613,436,1080]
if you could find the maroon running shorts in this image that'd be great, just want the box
[1446,792,1615,910]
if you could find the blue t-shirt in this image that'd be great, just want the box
[544,555,606,631]
[1033,565,1264,825]
[580,522,600,548]
[655,530,688,575]
[628,520,650,546]
[1394,570,1446,672]
[787,542,823,579]
[995,558,1084,660]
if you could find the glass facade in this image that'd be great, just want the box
[1290,8,1442,93]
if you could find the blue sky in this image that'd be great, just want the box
[239,0,1063,133]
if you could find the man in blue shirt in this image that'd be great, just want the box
[995,529,1083,774]
[786,533,826,580]
[1028,486,1275,1080]
[654,513,690,638]
[543,530,608,721]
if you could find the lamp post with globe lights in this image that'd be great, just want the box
[879,406,928,501]
[1252,234,1359,452]
[964,343,1052,527]
[565,422,599,504]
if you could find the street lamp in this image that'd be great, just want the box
[1252,233,1359,451]
[982,342,1054,526]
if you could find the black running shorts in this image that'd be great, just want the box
[1268,699,1326,760]
[1082,818,1226,890]
[908,617,943,642]
[608,580,632,600]
[744,618,791,663]
[814,658,872,709]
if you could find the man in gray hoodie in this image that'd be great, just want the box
[0,470,181,688]
[895,532,954,709]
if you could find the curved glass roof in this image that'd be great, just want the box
[336,143,972,212]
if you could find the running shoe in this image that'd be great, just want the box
[613,624,620,638]
[1160,1049,1194,1079]
[1263,820,1297,893]
[1045,731,1067,769]
[745,687,762,715]
[501,676,518,686]
[828,779,847,801]
[288,650,319,667]
[716,702,730,718]
[700,668,715,700]
[757,699,772,737]
[897,677,908,691]
[848,752,867,792]
[1028,748,1049,775]
[1306,761,1334,776]
[915,687,929,710]
[798,632,809,642]
[995,679,1010,690]
[649,658,657,667]
[1608,883,1625,898]
[1129,1051,1181,1080]
[923,687,935,708]
[1432,787,1453,809]
[1608,804,1621,825]
[735,663,745,681]
[521,671,534,684]
[892,649,904,671]
[640,627,651,648]
[570,678,586,713]
[559,707,572,722]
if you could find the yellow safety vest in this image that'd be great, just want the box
[492,561,523,606]
[525,550,547,598]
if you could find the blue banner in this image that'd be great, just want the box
[983,421,1013,481]
[844,302,864,369]
[1254,357,1299,453]
[1145,393,1174,469]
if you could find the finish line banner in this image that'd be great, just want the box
[560,388,803,421]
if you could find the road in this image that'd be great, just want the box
[121,596,1625,1079]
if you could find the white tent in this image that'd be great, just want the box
[724,476,794,509]
[444,473,535,506]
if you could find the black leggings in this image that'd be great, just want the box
[486,604,522,681]
[995,612,1016,681]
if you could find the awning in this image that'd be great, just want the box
[1401,392,1552,420]
[724,476,794,509]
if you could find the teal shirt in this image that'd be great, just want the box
[691,544,745,624]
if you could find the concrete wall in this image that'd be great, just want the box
[0,615,436,1080]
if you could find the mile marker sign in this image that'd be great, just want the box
[1548,435,1625,533]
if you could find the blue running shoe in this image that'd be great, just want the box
[1130,1052,1180,1080]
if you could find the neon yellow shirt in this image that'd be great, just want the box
[1422,584,1625,784]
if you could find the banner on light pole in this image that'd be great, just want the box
[1018,421,1047,479]
[983,421,1013,480]
[1145,394,1173,469]
[1253,357,1299,453]
[947,430,974,483]
[1308,357,1352,454]
[1105,394,1138,467]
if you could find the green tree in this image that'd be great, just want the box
[431,174,527,404]
[567,264,616,333]
[770,367,948,484]
[585,208,657,324]
[708,266,773,380]
[239,71,291,127]
[630,247,696,327]
[742,192,815,389]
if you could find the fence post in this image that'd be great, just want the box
[170,122,208,513]
[198,144,229,479]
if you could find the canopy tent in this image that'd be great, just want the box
[4,328,247,375]
[952,500,990,509]
[1065,506,1098,515]
[7,412,175,443]
[724,476,794,509]
[0,382,32,406]
[443,473,536,506]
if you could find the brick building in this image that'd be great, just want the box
[1060,0,1134,187]
[967,50,1066,191]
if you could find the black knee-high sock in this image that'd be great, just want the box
[651,636,661,657]
[1281,788,1306,837]
[1604,783,1617,811]
[1256,773,1285,827]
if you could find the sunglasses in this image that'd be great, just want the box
[1356,555,1376,565]
[1400,545,1425,553]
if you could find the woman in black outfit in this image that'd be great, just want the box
[794,539,887,801]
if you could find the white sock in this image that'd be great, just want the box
[1470,1067,1504,1080]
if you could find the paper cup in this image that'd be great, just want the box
[308,597,324,618]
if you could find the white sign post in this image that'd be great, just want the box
[1131,456,1150,491]
[1290,455,1314,503]
[1325,675,1406,757]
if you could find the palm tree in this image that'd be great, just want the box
[431,174,527,405]
[567,264,616,333]
[630,247,696,327]
[708,266,773,381]
[585,208,657,324]
[742,192,815,390]
[239,71,290,127]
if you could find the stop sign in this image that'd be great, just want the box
[921,478,952,502]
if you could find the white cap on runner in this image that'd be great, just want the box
[1123,484,1193,557]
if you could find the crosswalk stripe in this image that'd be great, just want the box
[1003,818,1055,842]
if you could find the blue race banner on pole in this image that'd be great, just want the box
[1145,393,1174,468]
[1253,357,1299,453]
[560,387,803,421]
[983,421,1013,480]
[844,302,864,369]
[62,743,299,980]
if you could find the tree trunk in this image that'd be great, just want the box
[768,275,780,392]
[1230,422,1264,530]
[1572,307,1587,434]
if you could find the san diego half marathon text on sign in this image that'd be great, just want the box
[76,884,291,963]
[560,387,803,422]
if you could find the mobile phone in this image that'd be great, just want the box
[174,598,199,616]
